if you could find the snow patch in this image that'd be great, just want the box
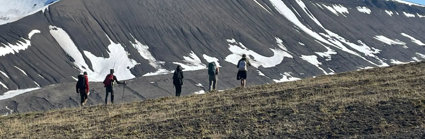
[194,90,206,95]
[357,6,371,14]
[224,38,292,68]
[0,29,40,57]
[301,55,328,74]
[257,70,266,77]
[195,83,203,87]
[253,0,271,13]
[203,54,221,67]
[412,57,421,62]
[0,87,40,100]
[14,66,28,76]
[390,59,409,65]
[403,12,416,18]
[401,33,425,46]
[0,81,8,89]
[273,72,301,83]
[173,51,206,71]
[50,25,137,81]
[322,4,349,16]
[0,0,59,25]
[416,53,425,59]
[374,35,407,47]
[130,37,171,76]
[388,0,425,7]
[83,35,138,81]
[385,10,394,16]
[417,13,425,18]
[33,81,40,87]
[0,70,9,79]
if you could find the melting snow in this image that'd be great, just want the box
[374,35,407,47]
[388,0,425,7]
[385,10,394,16]
[322,4,349,16]
[253,0,271,13]
[357,6,371,14]
[50,25,138,81]
[0,81,8,89]
[224,38,292,68]
[0,87,40,100]
[83,35,138,81]
[401,33,425,46]
[417,14,425,18]
[301,55,328,74]
[0,30,40,57]
[14,66,28,76]
[203,54,221,67]
[195,83,203,87]
[0,70,9,79]
[390,59,410,64]
[0,0,58,25]
[194,90,206,95]
[412,57,421,62]
[130,37,171,76]
[416,53,425,59]
[173,51,206,71]
[403,12,416,18]
[273,72,301,83]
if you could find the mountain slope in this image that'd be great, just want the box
[1,62,425,138]
[1,0,425,113]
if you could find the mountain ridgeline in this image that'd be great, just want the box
[0,0,424,113]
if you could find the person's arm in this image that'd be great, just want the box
[247,59,252,66]
[114,76,125,84]
[236,60,241,68]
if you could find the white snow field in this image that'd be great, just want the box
[224,38,292,68]
[374,35,407,46]
[203,54,221,67]
[322,4,349,16]
[0,30,40,57]
[0,0,58,25]
[357,6,372,14]
[173,51,206,71]
[50,25,138,81]
[130,37,171,76]
[0,87,40,100]
[401,33,425,46]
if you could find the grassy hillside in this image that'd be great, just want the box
[1,62,425,138]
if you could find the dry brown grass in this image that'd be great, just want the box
[1,62,425,138]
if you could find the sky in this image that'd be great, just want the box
[406,0,425,5]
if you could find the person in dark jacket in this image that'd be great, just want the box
[76,72,89,106]
[208,62,219,92]
[237,54,251,88]
[173,65,184,97]
[103,69,126,104]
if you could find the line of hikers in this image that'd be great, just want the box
[76,54,251,106]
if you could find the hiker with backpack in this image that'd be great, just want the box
[76,72,89,106]
[237,54,251,88]
[208,62,219,92]
[103,69,126,104]
[173,65,184,97]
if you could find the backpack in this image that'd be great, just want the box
[238,60,247,71]
[77,75,86,90]
[208,62,216,76]
[103,74,114,87]
[173,70,183,85]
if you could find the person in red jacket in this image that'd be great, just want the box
[103,69,126,104]
[76,72,89,106]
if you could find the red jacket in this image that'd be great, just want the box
[84,75,89,93]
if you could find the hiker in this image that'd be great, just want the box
[173,65,184,97]
[103,69,126,104]
[208,62,219,92]
[237,54,251,88]
[76,72,89,106]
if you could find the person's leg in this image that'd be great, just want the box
[105,91,109,104]
[209,76,213,92]
[80,91,84,106]
[212,76,217,91]
[176,85,182,96]
[111,90,114,104]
